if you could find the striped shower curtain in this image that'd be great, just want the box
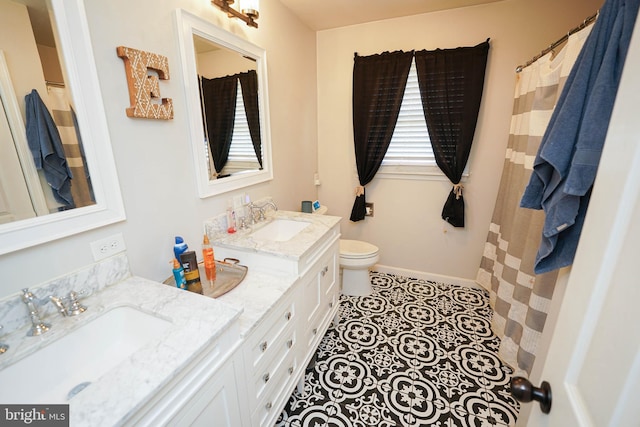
[47,85,95,208]
[476,26,592,376]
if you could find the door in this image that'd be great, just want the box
[0,94,36,223]
[525,17,640,426]
[0,50,49,222]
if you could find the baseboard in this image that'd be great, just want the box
[372,264,482,289]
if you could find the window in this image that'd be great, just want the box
[221,82,260,174]
[384,61,434,164]
[378,60,468,180]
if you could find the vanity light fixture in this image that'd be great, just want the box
[212,0,259,28]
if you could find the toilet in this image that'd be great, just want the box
[312,205,380,296]
[339,239,379,296]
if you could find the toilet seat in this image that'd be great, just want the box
[339,239,379,259]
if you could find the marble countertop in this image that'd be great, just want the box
[0,276,242,426]
[207,210,341,261]
[216,268,297,337]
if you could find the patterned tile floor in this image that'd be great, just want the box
[277,271,520,427]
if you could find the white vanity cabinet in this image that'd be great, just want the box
[237,221,341,427]
[126,322,244,427]
[205,211,342,427]
[165,352,244,427]
[243,293,299,426]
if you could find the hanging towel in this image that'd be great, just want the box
[25,89,75,208]
[520,0,640,274]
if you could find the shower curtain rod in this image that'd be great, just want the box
[45,80,65,87]
[515,11,598,73]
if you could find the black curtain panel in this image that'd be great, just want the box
[350,50,413,222]
[415,40,489,227]
[200,75,238,174]
[238,70,263,168]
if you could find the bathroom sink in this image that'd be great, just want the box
[0,306,171,404]
[251,219,311,242]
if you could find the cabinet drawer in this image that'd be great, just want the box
[244,300,296,370]
[251,328,296,405]
[252,350,299,427]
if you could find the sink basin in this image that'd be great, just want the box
[0,306,171,404]
[250,219,311,242]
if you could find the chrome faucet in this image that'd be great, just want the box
[21,288,50,336]
[0,325,8,354]
[49,290,87,317]
[248,201,278,222]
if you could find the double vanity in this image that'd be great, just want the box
[0,210,341,426]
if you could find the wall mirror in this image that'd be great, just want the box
[0,0,125,255]
[175,9,273,197]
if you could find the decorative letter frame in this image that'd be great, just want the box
[117,46,174,120]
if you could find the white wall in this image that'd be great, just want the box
[0,0,603,297]
[317,0,602,279]
[0,0,318,298]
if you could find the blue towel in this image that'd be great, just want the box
[25,89,75,208]
[520,0,640,273]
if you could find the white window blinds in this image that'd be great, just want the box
[227,82,258,163]
[383,59,435,167]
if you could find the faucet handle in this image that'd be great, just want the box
[67,290,87,316]
[21,288,34,302]
[49,289,87,317]
[238,216,248,230]
[0,325,8,354]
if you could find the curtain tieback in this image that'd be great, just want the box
[355,186,365,197]
[453,184,464,199]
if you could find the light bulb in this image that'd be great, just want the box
[240,0,259,19]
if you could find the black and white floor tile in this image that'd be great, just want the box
[277,271,520,427]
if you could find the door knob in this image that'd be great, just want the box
[510,376,552,414]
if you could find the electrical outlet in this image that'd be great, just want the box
[365,202,374,217]
[90,233,126,261]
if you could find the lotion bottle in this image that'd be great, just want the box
[172,258,187,290]
[202,234,216,283]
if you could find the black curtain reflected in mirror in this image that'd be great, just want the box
[238,70,262,168]
[199,71,262,175]
[200,75,237,174]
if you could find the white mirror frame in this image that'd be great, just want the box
[0,0,125,255]
[175,9,273,198]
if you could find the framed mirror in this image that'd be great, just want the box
[0,0,125,255]
[175,9,273,197]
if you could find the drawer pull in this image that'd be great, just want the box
[263,372,270,383]
[329,301,334,308]
[287,339,293,349]
[265,402,272,410]
[285,311,292,321]
[288,366,294,375]
[260,341,268,352]
[321,266,329,276]
[313,328,318,335]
